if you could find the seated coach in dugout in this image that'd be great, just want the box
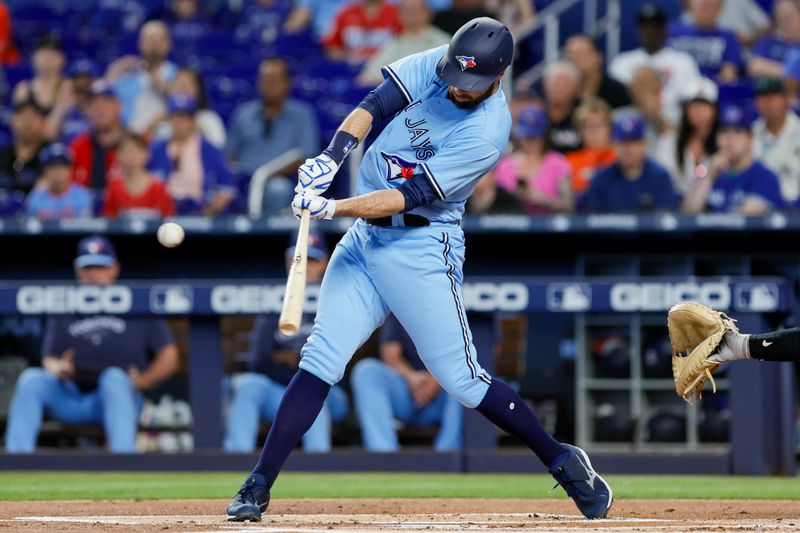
[224,230,348,453]
[351,314,462,451]
[577,113,679,212]
[4,236,180,453]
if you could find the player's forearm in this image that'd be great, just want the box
[137,344,180,390]
[338,107,373,143]
[681,179,714,214]
[335,189,405,218]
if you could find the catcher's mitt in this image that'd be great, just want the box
[667,301,738,403]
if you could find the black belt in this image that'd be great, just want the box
[364,214,430,227]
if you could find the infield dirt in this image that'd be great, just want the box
[1,498,798,532]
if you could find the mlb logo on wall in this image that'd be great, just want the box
[547,283,591,312]
[150,285,194,314]
[456,55,476,70]
[734,283,779,312]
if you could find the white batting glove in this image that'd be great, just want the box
[296,153,339,195]
[292,190,336,220]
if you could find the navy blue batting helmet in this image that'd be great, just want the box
[436,17,514,92]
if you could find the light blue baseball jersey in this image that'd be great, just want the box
[356,45,512,224]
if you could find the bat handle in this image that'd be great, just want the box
[278,209,311,336]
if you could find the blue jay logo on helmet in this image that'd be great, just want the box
[456,55,477,71]
[87,239,105,254]
[381,151,417,181]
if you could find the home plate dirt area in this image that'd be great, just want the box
[1,499,799,532]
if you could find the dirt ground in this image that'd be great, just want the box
[1,499,798,532]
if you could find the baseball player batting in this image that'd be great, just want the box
[227,18,612,522]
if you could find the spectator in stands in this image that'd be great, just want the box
[566,99,616,195]
[466,172,525,214]
[226,58,319,179]
[103,134,175,219]
[622,67,679,163]
[682,0,771,48]
[284,0,349,39]
[70,81,124,192]
[165,0,212,41]
[0,1,18,67]
[543,61,582,153]
[433,0,493,36]
[12,37,65,113]
[752,78,800,204]
[578,114,678,212]
[668,0,742,82]
[225,231,348,453]
[46,60,100,145]
[683,105,783,214]
[659,77,719,196]
[323,0,403,62]
[152,68,226,148]
[493,106,573,214]
[610,4,700,125]
[89,0,163,37]
[565,35,630,109]
[748,0,800,79]
[0,99,47,195]
[235,0,293,44]
[485,0,535,33]
[106,21,177,134]
[26,143,92,219]
[4,236,180,453]
[351,313,462,452]
[357,0,450,86]
[149,94,235,216]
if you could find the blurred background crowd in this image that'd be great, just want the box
[0,0,796,220]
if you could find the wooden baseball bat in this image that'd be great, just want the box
[278,209,311,336]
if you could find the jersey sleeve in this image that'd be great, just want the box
[146,319,175,355]
[381,45,447,105]
[41,317,69,358]
[418,135,502,201]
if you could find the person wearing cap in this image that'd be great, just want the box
[668,0,742,82]
[681,0,770,48]
[322,0,403,62]
[4,236,180,453]
[609,3,700,122]
[565,98,616,194]
[0,98,47,195]
[46,59,101,144]
[565,35,630,110]
[228,17,612,523]
[69,80,125,192]
[657,77,720,195]
[492,105,572,214]
[148,93,235,216]
[350,312,463,452]
[26,143,92,219]
[748,0,800,79]
[543,61,583,153]
[12,36,65,114]
[578,113,678,212]
[752,78,800,203]
[224,231,348,453]
[683,105,784,214]
[102,133,175,219]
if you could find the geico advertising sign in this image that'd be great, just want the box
[211,282,529,313]
[609,282,730,311]
[17,285,133,314]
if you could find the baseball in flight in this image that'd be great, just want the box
[157,222,185,248]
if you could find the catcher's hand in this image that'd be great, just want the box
[667,301,738,403]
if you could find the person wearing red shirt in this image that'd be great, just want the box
[0,2,19,66]
[103,133,175,219]
[70,81,124,192]
[323,0,402,62]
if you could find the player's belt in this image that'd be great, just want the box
[364,214,430,227]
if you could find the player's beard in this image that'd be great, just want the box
[447,82,498,109]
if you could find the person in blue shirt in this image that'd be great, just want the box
[683,104,784,214]
[4,236,180,453]
[26,143,93,219]
[46,59,100,144]
[578,114,678,212]
[748,0,800,79]
[149,94,236,216]
[668,0,742,82]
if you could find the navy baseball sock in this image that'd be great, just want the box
[252,369,331,487]
[477,379,568,467]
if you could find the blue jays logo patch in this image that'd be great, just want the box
[381,151,417,182]
[456,55,476,71]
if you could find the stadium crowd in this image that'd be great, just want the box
[0,0,795,218]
